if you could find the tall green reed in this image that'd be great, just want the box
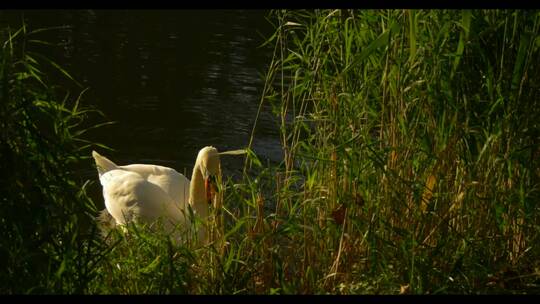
[0,23,110,293]
[248,9,540,294]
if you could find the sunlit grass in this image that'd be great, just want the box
[2,10,540,294]
[247,9,540,294]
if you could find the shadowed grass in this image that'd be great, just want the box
[0,23,112,293]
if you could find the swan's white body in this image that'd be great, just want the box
[92,147,221,243]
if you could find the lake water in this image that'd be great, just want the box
[0,10,281,193]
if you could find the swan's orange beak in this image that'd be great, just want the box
[205,175,217,205]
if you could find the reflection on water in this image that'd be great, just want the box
[0,10,281,180]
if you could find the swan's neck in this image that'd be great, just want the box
[189,162,209,220]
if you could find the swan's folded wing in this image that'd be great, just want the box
[101,169,186,226]
[120,163,190,206]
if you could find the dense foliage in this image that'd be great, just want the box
[0,24,106,293]
[258,9,540,293]
[1,10,539,294]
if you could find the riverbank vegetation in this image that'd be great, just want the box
[0,23,107,292]
[1,10,539,294]
[250,9,540,294]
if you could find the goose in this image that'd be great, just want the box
[92,146,244,244]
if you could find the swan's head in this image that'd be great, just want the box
[196,146,221,205]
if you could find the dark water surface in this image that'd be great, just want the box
[0,10,281,188]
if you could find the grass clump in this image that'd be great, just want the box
[0,23,108,294]
[244,9,540,294]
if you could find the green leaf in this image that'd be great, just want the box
[55,259,67,279]
[28,51,82,87]
[139,255,161,274]
[511,31,531,92]
[224,219,246,239]
[341,21,400,75]
[408,10,418,62]
[452,10,472,78]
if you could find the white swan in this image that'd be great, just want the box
[92,146,229,244]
